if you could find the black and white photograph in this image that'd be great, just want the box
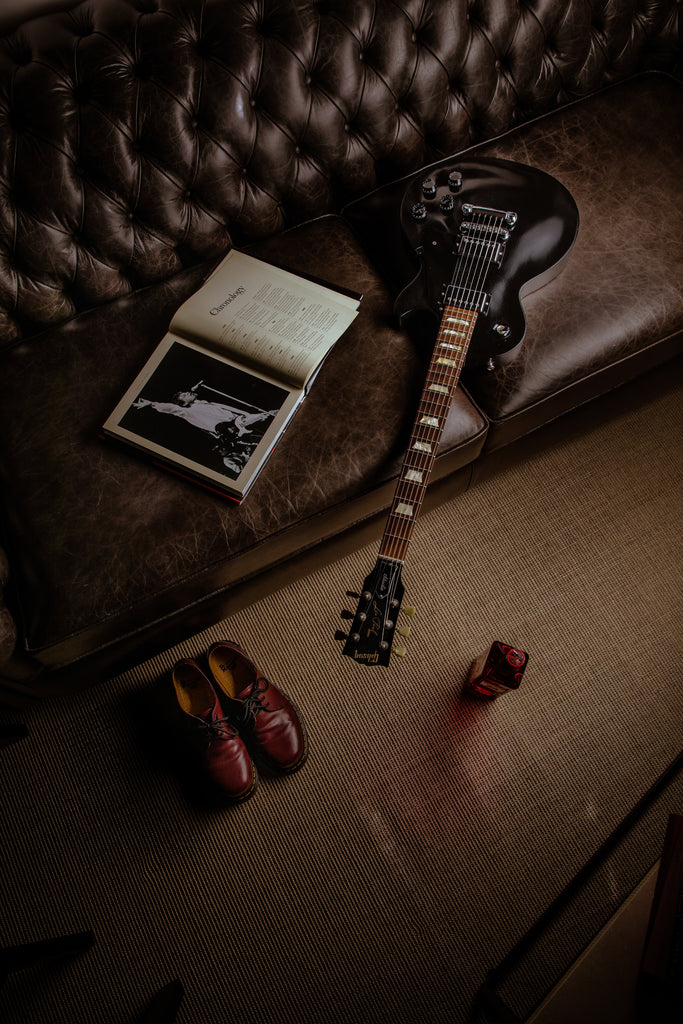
[114,340,289,482]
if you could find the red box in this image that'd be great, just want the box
[465,641,528,699]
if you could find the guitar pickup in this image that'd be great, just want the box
[456,235,507,268]
[441,284,490,314]
[457,220,511,268]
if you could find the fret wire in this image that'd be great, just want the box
[378,302,478,562]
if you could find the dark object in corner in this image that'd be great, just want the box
[637,813,683,1024]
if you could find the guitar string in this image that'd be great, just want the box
[380,209,495,560]
[348,200,509,655]
[381,205,503,562]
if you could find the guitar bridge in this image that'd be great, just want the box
[462,204,518,229]
[457,215,514,269]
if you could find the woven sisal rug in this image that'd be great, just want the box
[2,372,682,1023]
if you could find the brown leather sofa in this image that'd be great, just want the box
[0,0,681,698]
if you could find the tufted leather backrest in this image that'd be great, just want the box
[0,0,679,344]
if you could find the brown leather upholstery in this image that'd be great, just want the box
[0,1,680,682]
[343,74,683,449]
[0,0,679,345]
[0,216,486,668]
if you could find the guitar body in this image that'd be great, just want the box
[394,158,579,367]
[337,158,579,666]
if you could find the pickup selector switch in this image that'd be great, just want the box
[421,178,436,198]
[448,170,463,192]
[411,202,427,221]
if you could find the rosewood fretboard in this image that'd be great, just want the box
[378,304,477,563]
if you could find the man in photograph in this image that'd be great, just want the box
[133,390,278,439]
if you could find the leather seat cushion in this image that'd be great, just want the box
[0,215,486,667]
[343,73,683,450]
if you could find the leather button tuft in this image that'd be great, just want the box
[133,60,151,80]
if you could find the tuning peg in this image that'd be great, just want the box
[396,624,411,639]
[340,609,354,620]
[392,645,407,658]
[346,590,360,599]
[335,630,348,642]
[401,605,416,618]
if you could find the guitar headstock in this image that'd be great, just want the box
[336,558,414,666]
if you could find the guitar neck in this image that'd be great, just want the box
[378,304,477,562]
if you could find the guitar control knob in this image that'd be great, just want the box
[410,202,427,222]
[421,178,436,198]
[448,170,463,192]
[439,194,454,213]
[493,322,511,338]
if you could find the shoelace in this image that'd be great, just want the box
[197,715,239,740]
[239,677,273,724]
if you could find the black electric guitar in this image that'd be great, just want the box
[337,157,579,666]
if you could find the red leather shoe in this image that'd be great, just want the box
[207,641,308,774]
[172,658,257,802]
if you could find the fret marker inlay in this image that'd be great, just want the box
[404,469,424,483]
[436,357,459,367]
[428,383,450,394]
[420,416,439,427]
[412,441,432,453]
[395,502,414,518]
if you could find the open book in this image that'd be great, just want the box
[103,250,361,502]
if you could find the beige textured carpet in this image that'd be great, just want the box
[2,374,682,1024]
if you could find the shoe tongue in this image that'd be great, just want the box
[197,705,216,723]
[236,680,254,701]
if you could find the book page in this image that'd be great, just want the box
[170,250,360,388]
[102,336,302,501]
